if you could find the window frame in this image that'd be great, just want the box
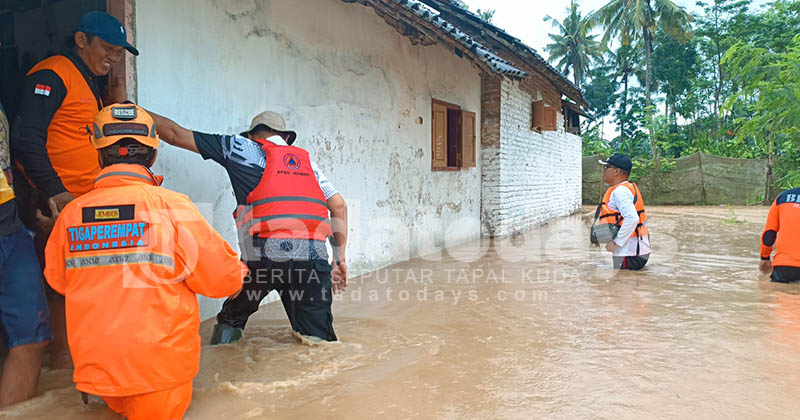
[431,99,476,171]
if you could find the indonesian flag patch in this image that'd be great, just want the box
[34,84,51,96]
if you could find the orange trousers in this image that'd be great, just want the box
[101,381,193,420]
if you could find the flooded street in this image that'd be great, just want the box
[4,206,800,420]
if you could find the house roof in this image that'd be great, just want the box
[420,0,588,108]
[343,0,529,78]
[563,100,590,118]
[342,0,588,109]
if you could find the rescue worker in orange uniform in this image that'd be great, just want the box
[11,11,137,368]
[591,153,651,270]
[759,187,800,282]
[148,110,348,344]
[43,104,246,420]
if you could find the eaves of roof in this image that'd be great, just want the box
[419,0,589,108]
[563,99,591,118]
[343,0,529,78]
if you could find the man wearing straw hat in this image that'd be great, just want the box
[149,110,348,343]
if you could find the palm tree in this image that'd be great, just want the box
[608,43,645,141]
[544,1,604,87]
[590,0,693,165]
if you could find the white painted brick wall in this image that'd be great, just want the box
[481,79,582,237]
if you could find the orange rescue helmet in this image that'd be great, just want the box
[91,104,159,149]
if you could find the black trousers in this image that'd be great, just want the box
[613,254,650,271]
[216,258,337,341]
[771,266,800,283]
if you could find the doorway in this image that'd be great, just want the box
[0,0,107,122]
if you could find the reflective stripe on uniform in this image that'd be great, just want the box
[249,196,328,207]
[243,214,333,227]
[65,252,174,270]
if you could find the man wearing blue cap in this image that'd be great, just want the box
[591,153,651,270]
[10,11,139,369]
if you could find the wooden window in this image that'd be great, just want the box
[431,100,476,170]
[461,110,476,167]
[542,107,557,131]
[432,102,448,168]
[531,100,558,132]
[531,100,544,131]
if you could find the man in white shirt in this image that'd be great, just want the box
[593,153,651,270]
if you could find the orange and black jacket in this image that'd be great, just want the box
[761,187,800,268]
[11,49,103,198]
[44,164,246,396]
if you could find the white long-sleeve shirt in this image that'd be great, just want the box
[607,181,651,257]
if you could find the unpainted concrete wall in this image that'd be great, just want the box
[135,0,483,318]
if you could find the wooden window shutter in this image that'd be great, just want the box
[432,102,447,168]
[531,100,544,130]
[460,110,476,167]
[542,107,557,131]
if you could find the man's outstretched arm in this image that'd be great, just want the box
[328,193,348,263]
[148,110,199,154]
[327,193,348,292]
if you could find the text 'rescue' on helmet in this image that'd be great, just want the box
[90,104,159,150]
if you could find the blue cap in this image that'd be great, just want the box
[77,11,139,56]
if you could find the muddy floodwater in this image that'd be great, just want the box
[4,206,800,419]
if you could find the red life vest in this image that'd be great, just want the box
[595,182,649,239]
[234,139,332,241]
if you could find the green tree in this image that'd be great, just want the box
[582,126,613,156]
[745,0,800,54]
[590,0,694,167]
[608,43,645,142]
[695,0,751,130]
[612,88,650,155]
[723,33,800,191]
[652,29,699,125]
[582,59,619,127]
[544,0,604,87]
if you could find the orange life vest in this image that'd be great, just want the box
[596,182,649,239]
[27,55,102,196]
[234,140,332,241]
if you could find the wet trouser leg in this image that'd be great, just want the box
[276,259,336,341]
[771,266,800,283]
[102,381,193,420]
[613,254,650,271]
[216,258,336,341]
[216,259,275,330]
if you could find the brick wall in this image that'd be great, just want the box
[481,76,501,147]
[481,78,582,237]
